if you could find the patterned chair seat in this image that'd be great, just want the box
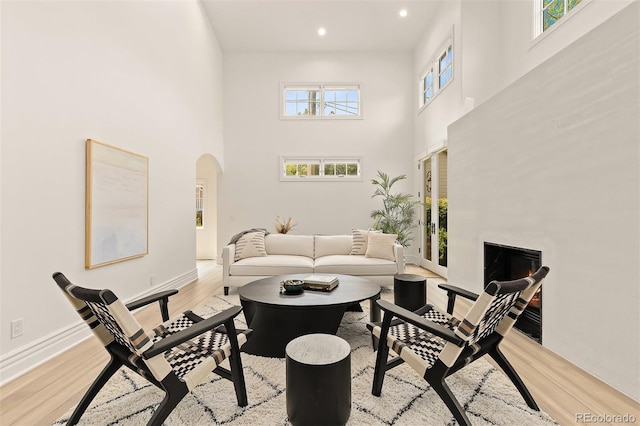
[369,305,460,375]
[53,272,252,426]
[151,311,251,384]
[367,267,550,426]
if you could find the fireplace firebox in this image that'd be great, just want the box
[484,242,542,343]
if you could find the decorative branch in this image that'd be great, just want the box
[275,215,296,234]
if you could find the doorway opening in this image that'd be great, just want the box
[196,154,221,262]
[420,149,448,277]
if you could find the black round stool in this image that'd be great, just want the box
[394,273,427,311]
[285,333,351,426]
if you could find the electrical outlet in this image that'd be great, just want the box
[150,275,155,287]
[11,318,23,339]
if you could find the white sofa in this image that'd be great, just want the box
[222,232,404,295]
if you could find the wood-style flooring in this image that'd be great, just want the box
[0,262,638,425]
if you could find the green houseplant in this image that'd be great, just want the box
[370,171,421,248]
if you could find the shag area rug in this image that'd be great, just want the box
[55,289,557,425]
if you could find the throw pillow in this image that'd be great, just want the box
[350,228,381,255]
[365,232,397,261]
[234,231,267,261]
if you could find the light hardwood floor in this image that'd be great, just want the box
[1,263,638,425]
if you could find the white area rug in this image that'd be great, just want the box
[54,289,557,425]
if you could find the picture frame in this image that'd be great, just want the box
[85,139,148,269]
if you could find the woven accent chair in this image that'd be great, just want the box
[367,266,549,426]
[53,272,252,426]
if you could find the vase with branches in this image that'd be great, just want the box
[275,215,296,234]
[370,171,420,248]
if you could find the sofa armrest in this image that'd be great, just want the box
[393,243,405,273]
[222,244,236,286]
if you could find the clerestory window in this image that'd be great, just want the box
[419,31,454,111]
[534,0,585,37]
[281,157,361,181]
[282,84,361,119]
[438,46,453,89]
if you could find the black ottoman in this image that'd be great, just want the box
[394,273,427,312]
[285,333,351,426]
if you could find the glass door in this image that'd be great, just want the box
[422,158,433,263]
[420,150,448,277]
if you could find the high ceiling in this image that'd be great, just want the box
[201,0,442,53]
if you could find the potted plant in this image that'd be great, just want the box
[370,171,421,248]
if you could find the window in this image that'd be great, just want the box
[422,69,434,105]
[438,46,453,88]
[281,157,361,181]
[284,159,321,177]
[323,88,360,116]
[196,180,204,228]
[419,33,454,110]
[282,84,361,119]
[534,0,585,37]
[284,87,320,116]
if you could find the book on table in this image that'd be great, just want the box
[303,274,339,291]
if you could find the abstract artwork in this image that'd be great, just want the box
[85,139,148,268]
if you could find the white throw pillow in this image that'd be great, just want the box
[365,232,397,261]
[350,228,381,255]
[234,231,267,261]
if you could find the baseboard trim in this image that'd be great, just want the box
[0,268,198,387]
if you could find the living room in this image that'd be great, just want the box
[1,0,638,424]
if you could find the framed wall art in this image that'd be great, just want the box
[86,139,148,269]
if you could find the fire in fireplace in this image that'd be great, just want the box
[484,242,542,343]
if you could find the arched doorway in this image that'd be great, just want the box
[196,154,221,261]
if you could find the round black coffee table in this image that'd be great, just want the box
[238,274,381,357]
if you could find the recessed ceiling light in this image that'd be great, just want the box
[399,9,408,17]
[318,27,326,36]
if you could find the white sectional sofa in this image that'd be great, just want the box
[222,231,404,295]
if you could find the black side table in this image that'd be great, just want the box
[393,273,427,311]
[285,334,351,426]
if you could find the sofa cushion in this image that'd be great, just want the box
[314,235,352,258]
[365,232,397,261]
[230,255,314,276]
[265,234,314,257]
[350,228,381,255]
[314,255,398,275]
[234,231,267,261]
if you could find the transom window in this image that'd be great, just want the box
[282,84,361,119]
[534,0,585,37]
[281,157,361,181]
[419,32,454,110]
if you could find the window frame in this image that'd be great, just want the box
[281,83,362,120]
[280,156,362,181]
[438,45,453,89]
[418,30,454,112]
[532,0,590,40]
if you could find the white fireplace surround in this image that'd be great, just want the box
[446,6,639,401]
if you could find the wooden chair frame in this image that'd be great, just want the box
[369,267,549,425]
[53,272,251,426]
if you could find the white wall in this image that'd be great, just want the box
[501,0,636,87]
[447,3,639,400]
[217,52,415,253]
[413,0,637,158]
[0,0,225,383]
[413,1,464,154]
